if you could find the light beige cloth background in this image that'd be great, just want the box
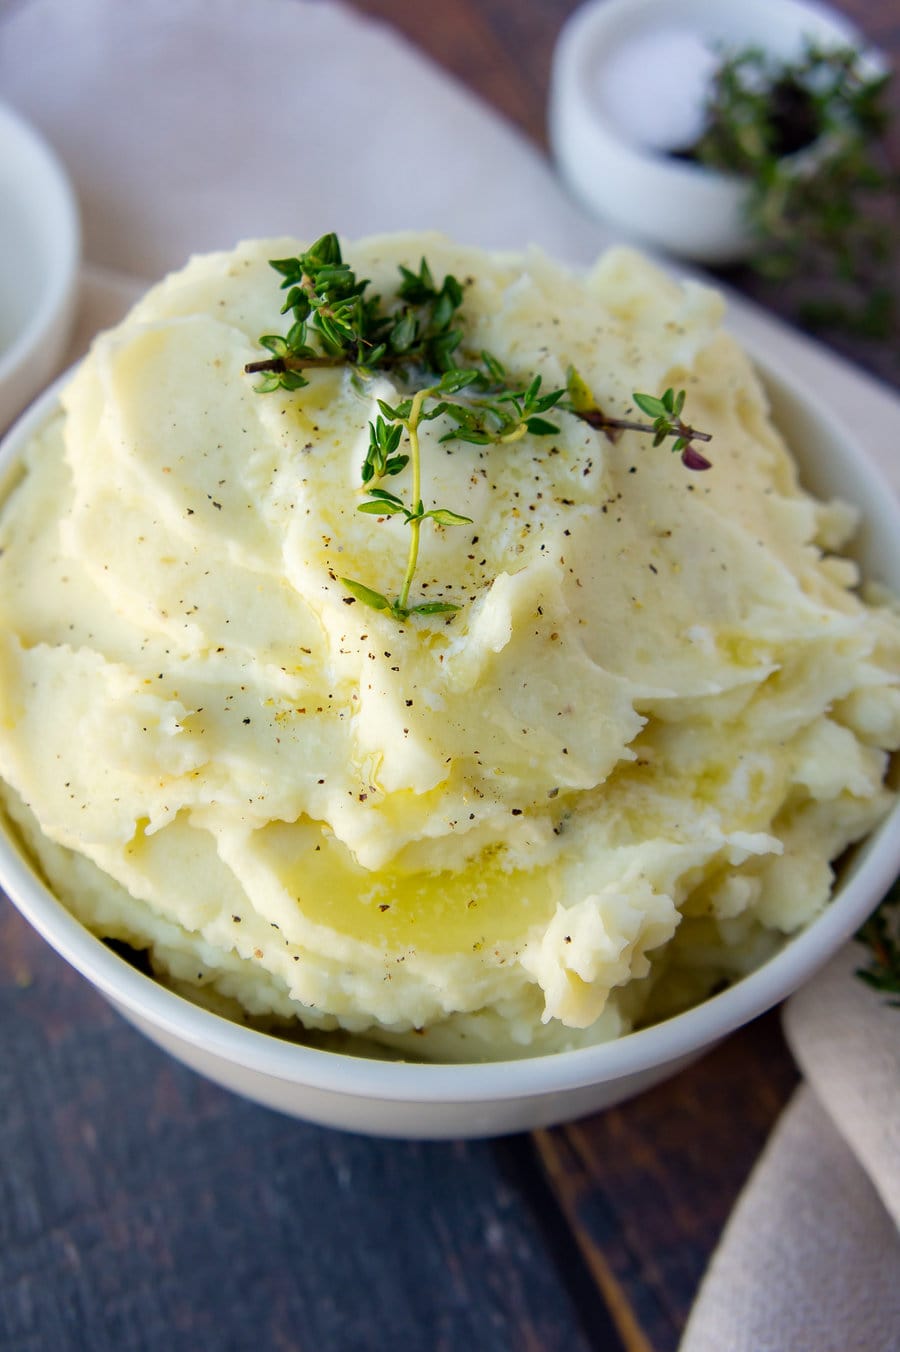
[1,2,898,1347]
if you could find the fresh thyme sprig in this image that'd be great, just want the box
[343,380,475,620]
[244,233,469,390]
[245,234,713,618]
[856,876,900,1005]
[567,371,712,470]
[339,365,568,618]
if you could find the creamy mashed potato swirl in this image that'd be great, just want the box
[0,235,898,1060]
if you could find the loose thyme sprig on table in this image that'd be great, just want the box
[245,234,712,620]
[693,41,898,346]
[856,876,900,1006]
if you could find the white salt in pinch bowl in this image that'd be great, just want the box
[549,0,875,263]
[0,101,80,431]
[0,359,899,1139]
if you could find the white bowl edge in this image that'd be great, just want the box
[0,102,81,430]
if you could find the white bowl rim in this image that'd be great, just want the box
[0,101,81,390]
[1,360,898,1105]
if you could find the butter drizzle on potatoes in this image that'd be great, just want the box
[0,234,898,1061]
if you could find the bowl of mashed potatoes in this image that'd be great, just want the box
[0,233,898,1138]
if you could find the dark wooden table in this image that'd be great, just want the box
[1,3,896,1350]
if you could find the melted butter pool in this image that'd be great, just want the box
[260,820,560,954]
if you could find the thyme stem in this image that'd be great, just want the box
[244,351,413,376]
[398,388,428,615]
[244,355,340,375]
[577,409,713,443]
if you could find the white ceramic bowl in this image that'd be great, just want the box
[0,101,80,431]
[0,363,898,1139]
[549,0,866,263]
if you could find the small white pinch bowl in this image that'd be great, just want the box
[549,0,868,263]
[0,363,899,1140]
[0,101,80,432]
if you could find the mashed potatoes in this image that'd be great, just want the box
[0,234,898,1060]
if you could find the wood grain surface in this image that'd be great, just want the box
[1,2,897,1350]
[0,905,797,1352]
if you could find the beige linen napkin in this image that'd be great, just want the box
[681,944,900,1352]
[2,2,899,1344]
